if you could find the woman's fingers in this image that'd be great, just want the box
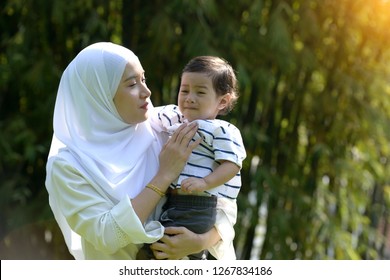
[188,136,202,150]
[156,122,201,184]
[171,122,198,146]
[150,241,169,260]
[150,227,192,260]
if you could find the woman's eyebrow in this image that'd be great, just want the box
[123,71,145,82]
[123,75,137,82]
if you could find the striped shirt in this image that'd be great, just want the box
[150,105,246,199]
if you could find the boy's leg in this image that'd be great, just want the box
[159,194,217,259]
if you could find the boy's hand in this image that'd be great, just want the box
[181,177,208,193]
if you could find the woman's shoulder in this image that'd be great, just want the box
[47,149,83,176]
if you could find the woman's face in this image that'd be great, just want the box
[114,58,151,124]
[178,72,228,122]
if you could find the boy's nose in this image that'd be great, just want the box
[186,93,195,103]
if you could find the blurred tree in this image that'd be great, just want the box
[0,0,119,258]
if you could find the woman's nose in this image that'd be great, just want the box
[141,84,151,98]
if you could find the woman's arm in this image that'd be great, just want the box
[150,226,221,260]
[48,123,200,255]
[49,159,161,254]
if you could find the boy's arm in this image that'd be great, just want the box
[203,161,240,189]
[181,161,239,193]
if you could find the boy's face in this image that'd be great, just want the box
[178,72,228,122]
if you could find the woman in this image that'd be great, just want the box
[45,42,227,259]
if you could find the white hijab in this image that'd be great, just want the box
[46,42,160,258]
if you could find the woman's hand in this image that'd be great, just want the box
[150,226,221,260]
[156,123,201,185]
[132,123,200,223]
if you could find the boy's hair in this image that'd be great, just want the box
[182,56,239,115]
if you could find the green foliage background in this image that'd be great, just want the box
[1,0,389,259]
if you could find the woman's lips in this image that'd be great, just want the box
[140,102,148,110]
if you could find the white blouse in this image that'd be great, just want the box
[47,150,237,259]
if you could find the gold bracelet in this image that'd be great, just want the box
[145,184,165,197]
